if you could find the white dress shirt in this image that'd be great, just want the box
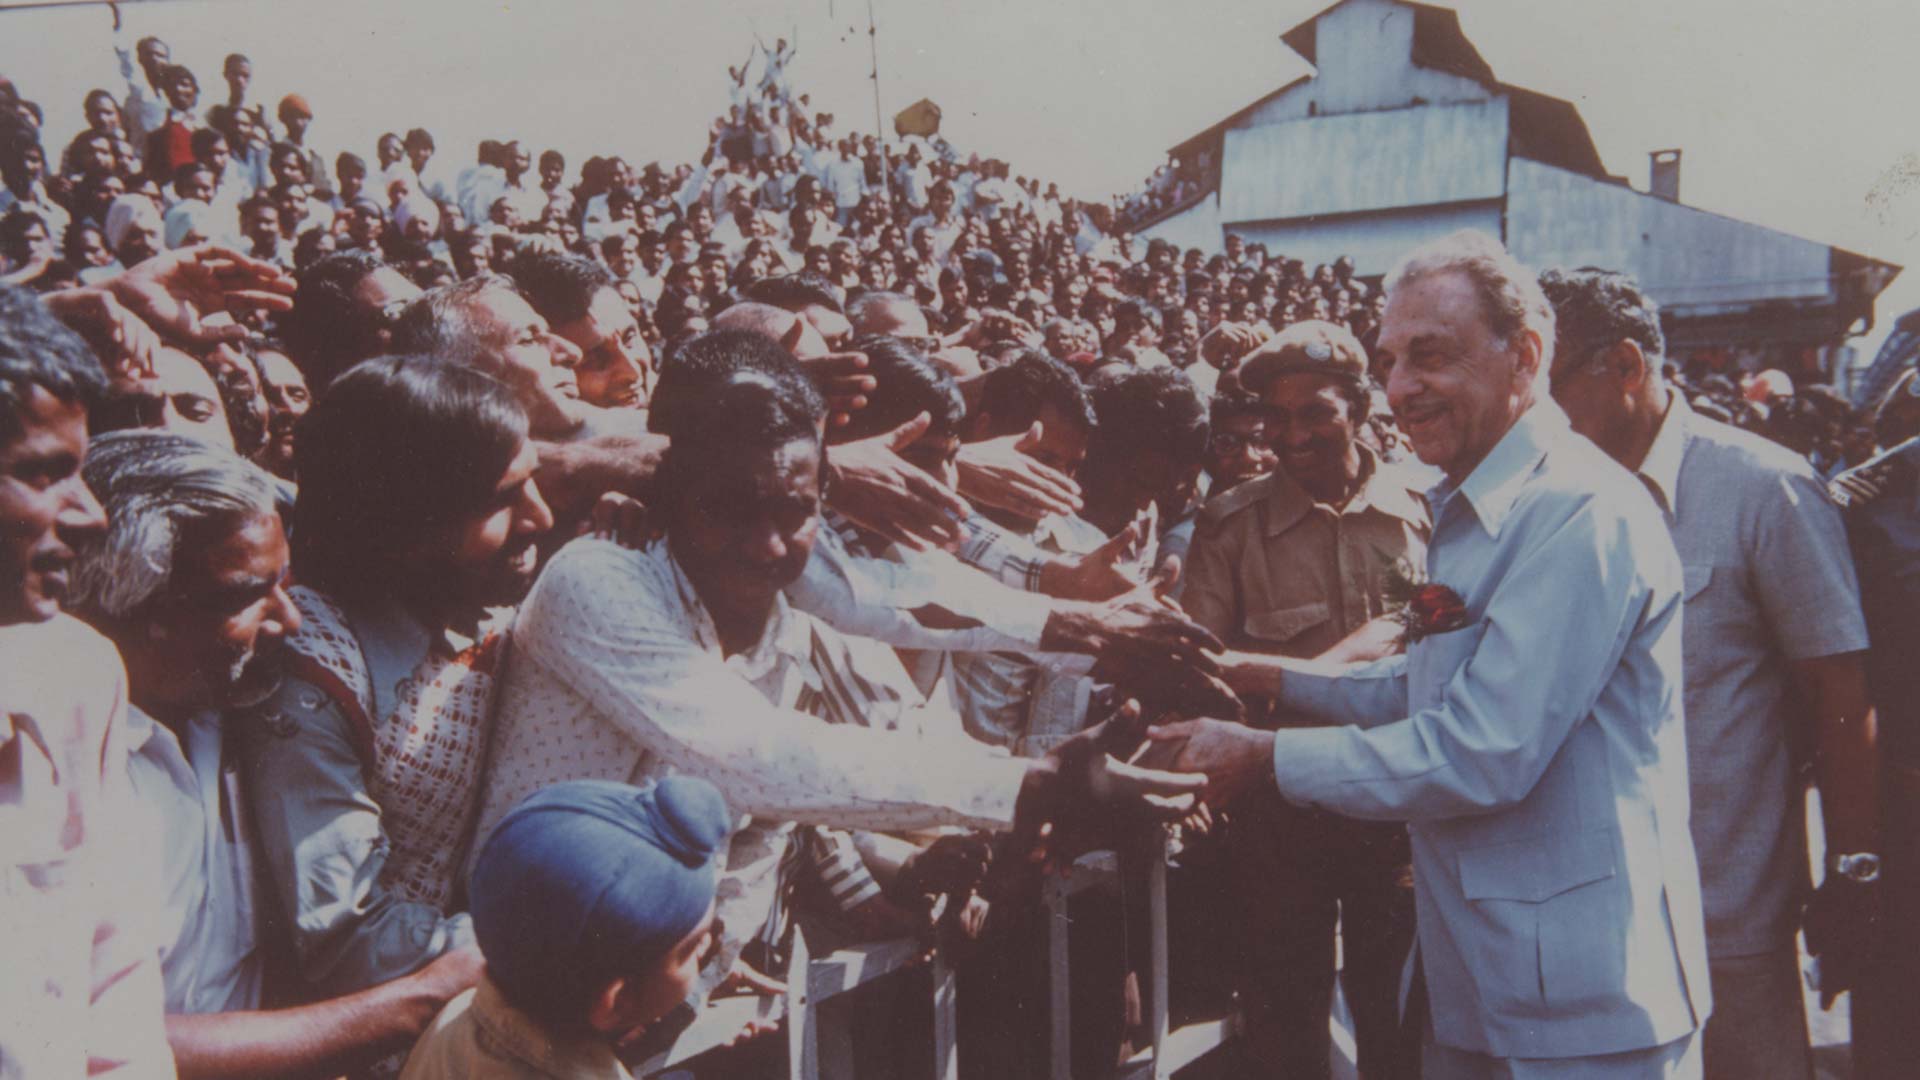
[1,616,175,1077]
[125,707,264,1016]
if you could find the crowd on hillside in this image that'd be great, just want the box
[3,27,1919,1080]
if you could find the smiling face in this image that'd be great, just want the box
[1206,408,1278,493]
[0,389,106,624]
[140,511,298,710]
[466,287,584,423]
[428,439,553,608]
[556,287,650,410]
[1259,373,1362,501]
[163,70,198,112]
[1377,270,1539,482]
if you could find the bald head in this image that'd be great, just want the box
[711,301,827,361]
[847,290,929,339]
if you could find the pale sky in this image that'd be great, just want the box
[4,0,1916,364]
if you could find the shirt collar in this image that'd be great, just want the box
[468,977,628,1079]
[341,596,469,720]
[124,702,164,754]
[1635,390,1692,518]
[1264,444,1425,536]
[1436,400,1568,539]
[660,541,808,679]
[1342,445,1428,525]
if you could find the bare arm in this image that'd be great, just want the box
[166,948,482,1080]
[1792,652,1880,855]
[534,432,669,521]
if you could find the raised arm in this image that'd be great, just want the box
[516,541,1032,832]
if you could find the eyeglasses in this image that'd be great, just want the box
[1210,431,1270,455]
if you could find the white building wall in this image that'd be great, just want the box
[1220,99,1510,223]
[1506,158,1835,313]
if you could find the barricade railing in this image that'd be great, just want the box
[637,931,955,1080]
[1045,828,1243,1080]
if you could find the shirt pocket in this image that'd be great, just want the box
[1456,828,1621,1011]
[1457,828,1616,904]
[1407,621,1487,715]
[1243,601,1330,647]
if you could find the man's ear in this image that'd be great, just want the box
[781,317,807,353]
[966,409,996,444]
[1513,327,1546,390]
[584,975,632,1036]
[1606,340,1650,392]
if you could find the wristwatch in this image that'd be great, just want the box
[1833,852,1882,884]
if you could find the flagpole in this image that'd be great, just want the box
[867,0,884,142]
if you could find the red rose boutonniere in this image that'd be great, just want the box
[1383,559,1470,643]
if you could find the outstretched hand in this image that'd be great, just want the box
[826,411,971,551]
[955,421,1083,523]
[104,244,296,348]
[1041,517,1148,601]
[801,347,876,428]
[1041,572,1227,677]
[1144,717,1274,806]
[1010,700,1207,871]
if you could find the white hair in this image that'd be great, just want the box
[1386,229,1557,384]
[70,430,279,619]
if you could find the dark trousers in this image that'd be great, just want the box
[1228,793,1419,1080]
[955,881,1133,1080]
[1851,761,1920,1080]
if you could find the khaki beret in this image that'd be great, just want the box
[1237,320,1368,392]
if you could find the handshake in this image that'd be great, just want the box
[1012,649,1296,867]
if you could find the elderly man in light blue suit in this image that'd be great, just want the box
[1155,230,1711,1078]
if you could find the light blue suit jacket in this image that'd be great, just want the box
[1270,404,1712,1059]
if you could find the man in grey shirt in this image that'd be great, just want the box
[1542,267,1878,1080]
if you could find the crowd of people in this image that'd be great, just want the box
[3,27,1919,1080]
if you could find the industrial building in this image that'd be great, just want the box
[1138,0,1901,384]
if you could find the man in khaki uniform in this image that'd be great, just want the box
[1182,321,1427,1079]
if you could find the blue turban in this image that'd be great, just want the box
[468,777,732,1024]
